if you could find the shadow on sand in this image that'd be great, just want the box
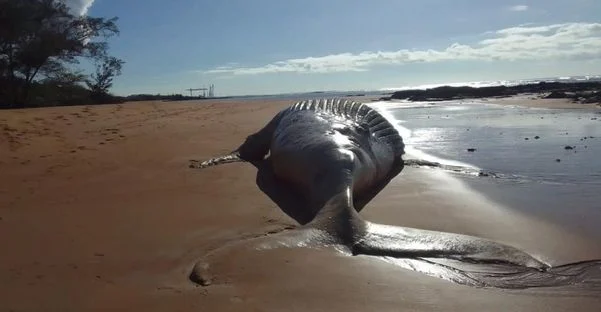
[250,159,315,225]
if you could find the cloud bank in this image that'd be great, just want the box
[64,0,95,16]
[509,5,529,12]
[205,22,601,76]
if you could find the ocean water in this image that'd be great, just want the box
[379,75,601,91]
[228,74,601,99]
[378,100,601,238]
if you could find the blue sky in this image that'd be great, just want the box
[72,0,601,96]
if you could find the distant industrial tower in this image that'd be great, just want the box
[208,84,215,97]
[185,84,214,98]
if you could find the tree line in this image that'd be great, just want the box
[0,0,125,109]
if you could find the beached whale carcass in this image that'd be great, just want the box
[189,98,601,290]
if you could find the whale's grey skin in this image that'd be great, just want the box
[241,99,405,214]
[189,98,601,290]
[190,98,406,214]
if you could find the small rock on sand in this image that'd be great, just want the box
[190,262,212,287]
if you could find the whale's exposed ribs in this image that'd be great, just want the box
[290,98,405,158]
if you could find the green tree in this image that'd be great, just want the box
[0,0,121,108]
[86,56,124,96]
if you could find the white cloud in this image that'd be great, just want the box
[509,5,529,12]
[204,23,601,76]
[63,0,96,16]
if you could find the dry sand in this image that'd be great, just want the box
[1,97,600,311]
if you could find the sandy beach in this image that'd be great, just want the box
[1,97,601,311]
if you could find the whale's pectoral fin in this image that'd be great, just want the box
[350,223,601,289]
[189,108,286,169]
[187,131,269,169]
[189,152,244,169]
[353,222,549,269]
[377,257,601,290]
[187,130,273,169]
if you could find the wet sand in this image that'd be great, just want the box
[1,98,600,311]
[483,94,601,109]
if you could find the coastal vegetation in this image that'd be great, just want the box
[0,0,124,108]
